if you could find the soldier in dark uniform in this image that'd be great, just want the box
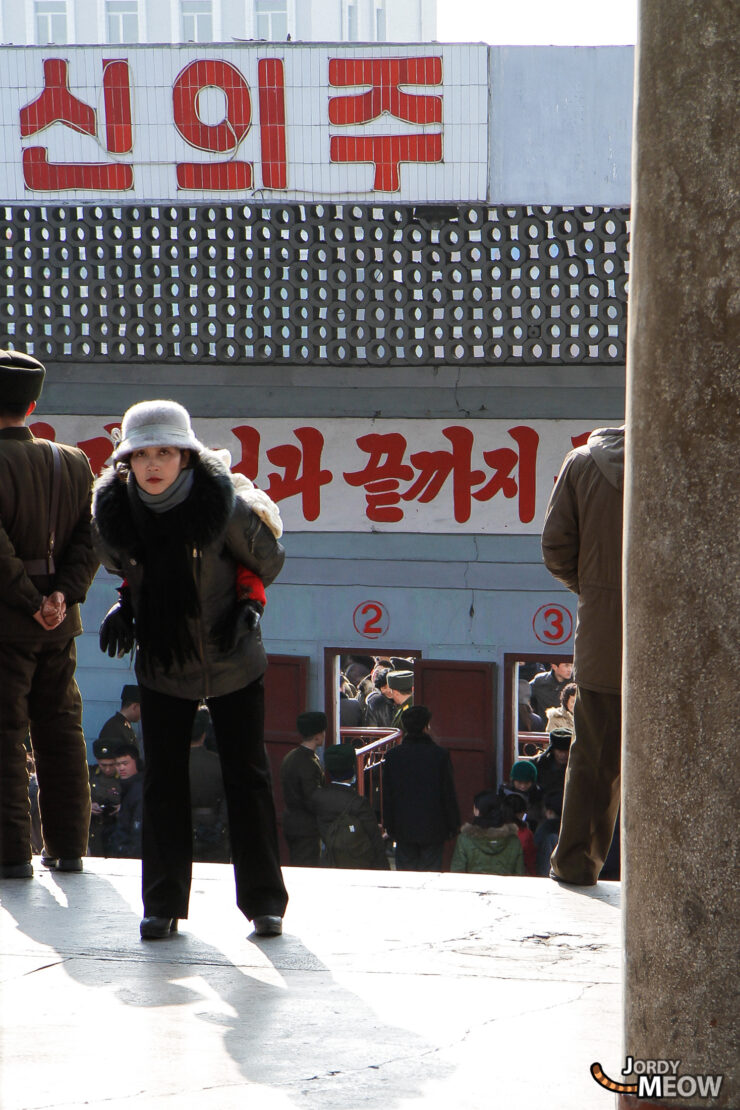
[99,684,141,757]
[107,743,144,858]
[386,670,414,728]
[280,711,327,866]
[189,707,229,862]
[0,349,98,878]
[87,738,123,857]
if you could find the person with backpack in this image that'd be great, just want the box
[310,744,389,870]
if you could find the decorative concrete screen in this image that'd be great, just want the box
[0,202,628,366]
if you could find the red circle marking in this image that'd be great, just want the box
[353,600,390,639]
[533,603,573,646]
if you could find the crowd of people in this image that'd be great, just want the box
[339,653,416,730]
[278,648,603,879]
[45,648,612,882]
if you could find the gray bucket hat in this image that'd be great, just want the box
[112,400,205,462]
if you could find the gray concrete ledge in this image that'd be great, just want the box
[0,859,621,1110]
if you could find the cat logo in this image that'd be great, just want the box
[591,1060,724,1101]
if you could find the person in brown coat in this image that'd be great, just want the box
[0,349,98,878]
[541,425,624,885]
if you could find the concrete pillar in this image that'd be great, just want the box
[621,1,739,1108]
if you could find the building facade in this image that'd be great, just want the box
[0,39,632,812]
[2,0,436,45]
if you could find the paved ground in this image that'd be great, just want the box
[0,859,622,1110]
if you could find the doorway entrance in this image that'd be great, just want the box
[503,652,574,777]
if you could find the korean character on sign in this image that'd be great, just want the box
[343,433,415,523]
[401,426,486,524]
[173,58,287,191]
[262,427,333,522]
[328,56,443,192]
[228,425,332,521]
[472,425,540,524]
[20,58,133,191]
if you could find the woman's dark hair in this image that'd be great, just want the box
[474,792,518,829]
[559,682,577,708]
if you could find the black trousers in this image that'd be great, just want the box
[139,678,288,921]
[0,638,90,864]
[551,686,621,885]
[286,834,321,867]
[394,842,444,872]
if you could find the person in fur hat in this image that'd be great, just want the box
[450,794,525,876]
[92,399,288,940]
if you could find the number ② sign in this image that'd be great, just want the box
[353,600,390,639]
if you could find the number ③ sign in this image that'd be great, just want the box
[533,603,573,646]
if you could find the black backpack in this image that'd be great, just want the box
[324,803,376,868]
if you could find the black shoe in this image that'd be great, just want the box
[549,868,596,887]
[253,915,282,937]
[0,862,33,879]
[140,917,179,940]
[41,856,83,872]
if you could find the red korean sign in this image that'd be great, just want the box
[1,44,488,202]
[30,418,608,534]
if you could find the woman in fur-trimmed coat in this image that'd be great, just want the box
[92,400,288,940]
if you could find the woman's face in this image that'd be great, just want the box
[130,446,189,494]
[566,694,576,713]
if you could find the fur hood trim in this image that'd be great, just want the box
[461,822,520,841]
[211,449,283,539]
[93,448,235,554]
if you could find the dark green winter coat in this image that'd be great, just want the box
[450,822,525,876]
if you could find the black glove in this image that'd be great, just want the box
[211,599,263,654]
[99,586,135,658]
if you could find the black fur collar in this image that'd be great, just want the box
[93,449,236,554]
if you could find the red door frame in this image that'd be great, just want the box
[323,645,422,747]
[502,651,574,779]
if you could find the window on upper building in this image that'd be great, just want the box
[35,0,68,44]
[342,0,359,41]
[181,0,213,42]
[106,0,139,43]
[375,0,386,41]
[255,0,288,40]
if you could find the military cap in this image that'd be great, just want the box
[297,710,327,738]
[386,669,413,693]
[549,728,573,751]
[323,743,356,779]
[93,737,126,760]
[0,348,45,405]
